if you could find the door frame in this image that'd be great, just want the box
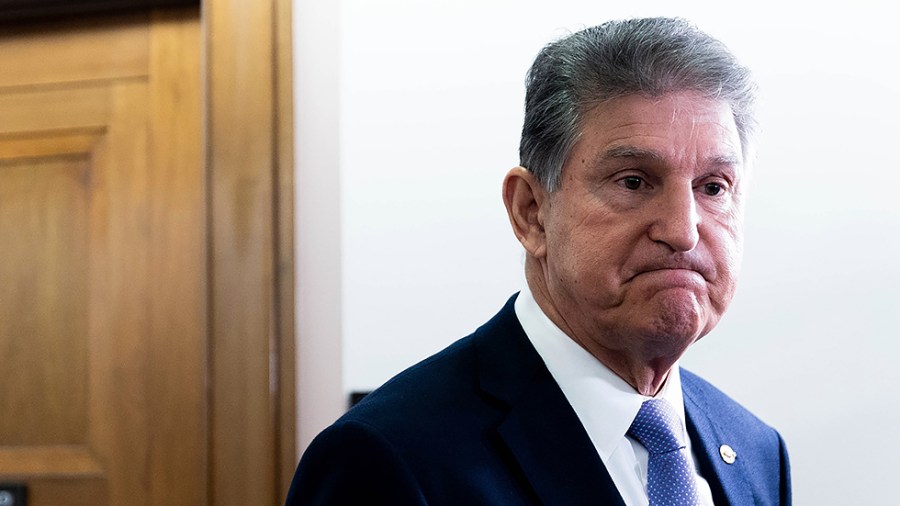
[204,0,296,504]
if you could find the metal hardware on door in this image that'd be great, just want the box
[0,484,26,506]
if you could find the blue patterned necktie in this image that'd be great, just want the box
[628,399,701,505]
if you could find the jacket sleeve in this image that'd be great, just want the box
[285,420,428,506]
[778,431,791,506]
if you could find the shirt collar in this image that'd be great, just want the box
[514,287,688,460]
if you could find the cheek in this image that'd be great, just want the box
[545,217,627,292]
[706,220,744,307]
[548,229,604,281]
[724,210,745,269]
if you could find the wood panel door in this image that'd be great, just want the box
[0,10,206,505]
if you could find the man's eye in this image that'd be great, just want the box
[703,182,724,196]
[622,176,643,190]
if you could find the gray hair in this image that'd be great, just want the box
[519,17,757,191]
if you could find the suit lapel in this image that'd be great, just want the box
[474,297,626,506]
[682,372,754,506]
[496,380,627,506]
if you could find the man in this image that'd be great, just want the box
[287,17,791,505]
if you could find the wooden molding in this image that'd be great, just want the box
[274,0,297,499]
[0,0,198,23]
[204,0,295,503]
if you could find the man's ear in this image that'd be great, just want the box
[502,166,548,258]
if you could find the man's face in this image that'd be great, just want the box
[539,91,745,361]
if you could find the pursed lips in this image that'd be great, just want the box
[625,259,713,283]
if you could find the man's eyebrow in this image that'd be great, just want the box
[597,146,742,168]
[599,146,664,163]
[706,154,742,168]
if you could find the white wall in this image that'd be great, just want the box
[296,1,900,504]
[294,0,344,454]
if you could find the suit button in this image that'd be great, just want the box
[719,444,737,464]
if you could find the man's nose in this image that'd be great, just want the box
[648,184,700,252]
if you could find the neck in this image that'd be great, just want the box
[524,257,681,397]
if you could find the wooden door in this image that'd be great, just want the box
[0,10,206,505]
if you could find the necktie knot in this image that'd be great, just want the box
[628,399,685,455]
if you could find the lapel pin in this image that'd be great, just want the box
[719,444,737,464]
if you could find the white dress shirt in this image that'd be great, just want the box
[514,288,715,506]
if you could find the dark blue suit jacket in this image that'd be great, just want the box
[287,295,791,505]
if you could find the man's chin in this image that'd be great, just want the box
[638,293,708,349]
